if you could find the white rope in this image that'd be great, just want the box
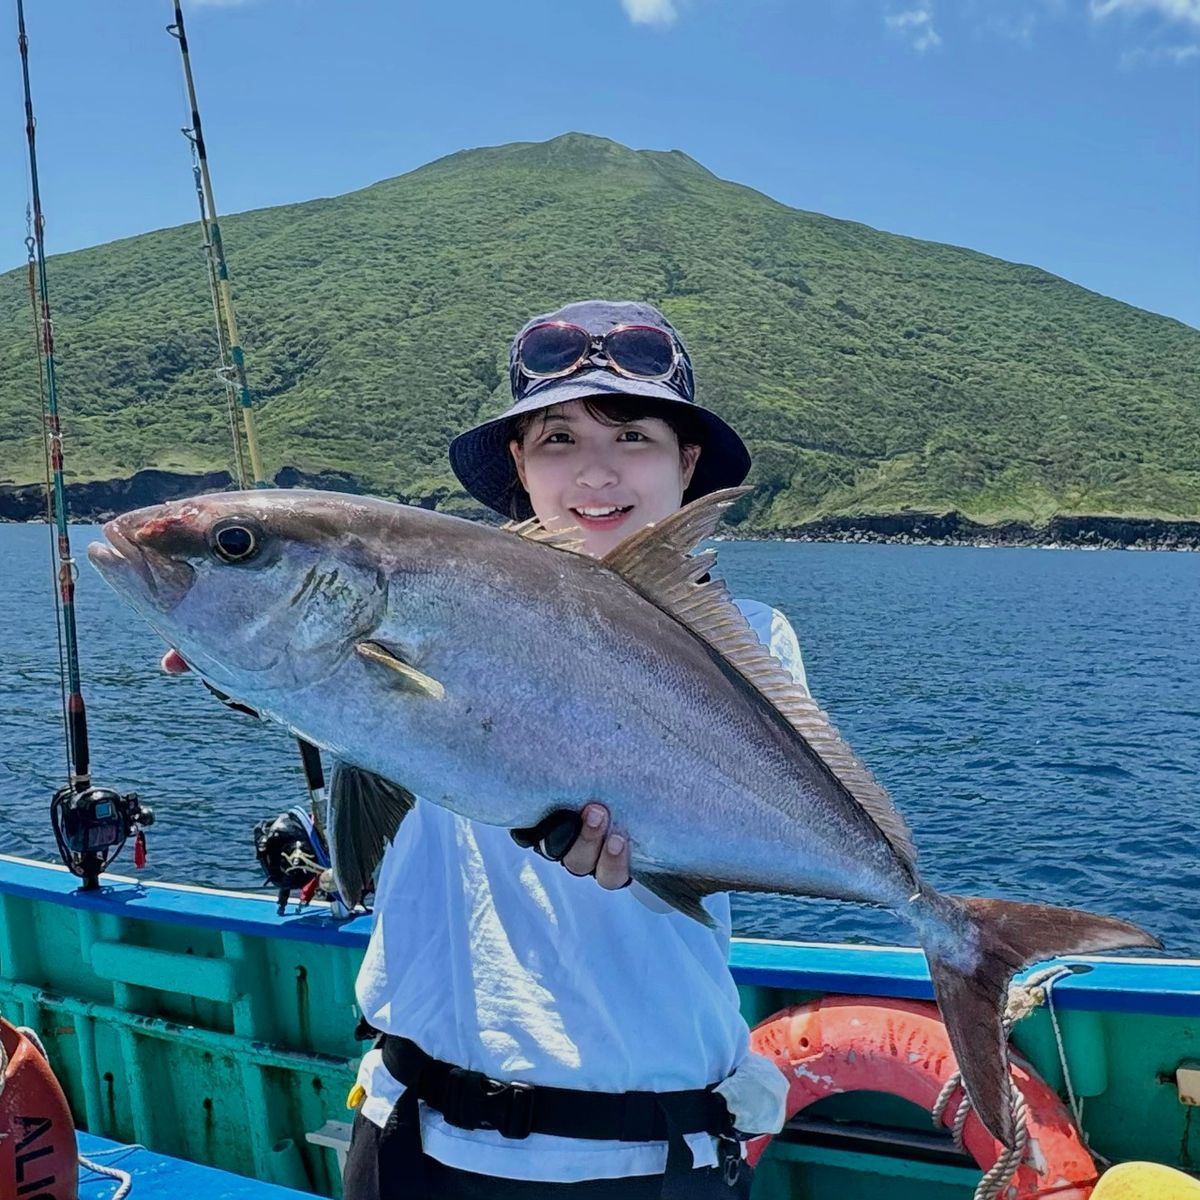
[1045,973,1110,1170]
[931,965,1079,1200]
[1,1020,133,1200]
[932,1076,1029,1200]
[79,1153,134,1200]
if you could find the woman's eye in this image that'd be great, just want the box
[544,431,573,444]
[618,430,648,442]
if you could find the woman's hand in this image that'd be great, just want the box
[561,803,631,890]
[509,803,632,889]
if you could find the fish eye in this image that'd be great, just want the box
[211,523,260,564]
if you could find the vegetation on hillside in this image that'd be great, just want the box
[1,133,1196,529]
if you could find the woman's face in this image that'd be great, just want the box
[509,400,701,558]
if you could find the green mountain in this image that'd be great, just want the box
[1,132,1196,529]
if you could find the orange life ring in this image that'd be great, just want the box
[746,996,1097,1199]
[0,1019,78,1200]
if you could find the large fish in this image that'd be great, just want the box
[87,487,1158,1147]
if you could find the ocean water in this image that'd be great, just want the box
[1,524,1197,956]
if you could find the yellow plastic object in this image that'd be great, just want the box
[346,1082,366,1110]
[1092,1162,1200,1199]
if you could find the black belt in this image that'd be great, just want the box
[380,1034,734,1144]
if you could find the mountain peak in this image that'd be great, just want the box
[417,132,716,182]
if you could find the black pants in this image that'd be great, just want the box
[343,1110,755,1199]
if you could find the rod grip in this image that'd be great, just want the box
[297,738,325,793]
[68,692,90,782]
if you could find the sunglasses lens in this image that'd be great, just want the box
[520,324,590,377]
[605,326,676,378]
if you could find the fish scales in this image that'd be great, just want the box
[286,510,897,902]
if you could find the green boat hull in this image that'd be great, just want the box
[2,854,1196,1197]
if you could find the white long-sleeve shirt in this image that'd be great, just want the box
[355,599,807,1182]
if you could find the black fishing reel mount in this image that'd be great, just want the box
[51,785,154,891]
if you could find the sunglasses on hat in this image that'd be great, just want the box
[514,321,689,397]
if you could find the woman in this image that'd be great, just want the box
[343,300,805,1199]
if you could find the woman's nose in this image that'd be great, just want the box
[576,456,619,488]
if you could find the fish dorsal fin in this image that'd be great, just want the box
[602,488,917,869]
[502,516,585,554]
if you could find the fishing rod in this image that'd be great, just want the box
[17,0,87,790]
[167,0,267,487]
[165,2,341,906]
[189,146,249,490]
[16,0,153,889]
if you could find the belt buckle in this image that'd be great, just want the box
[718,1135,743,1188]
[442,1067,535,1140]
[486,1077,535,1140]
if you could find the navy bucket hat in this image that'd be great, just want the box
[449,300,751,520]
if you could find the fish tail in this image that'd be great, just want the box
[921,891,1159,1148]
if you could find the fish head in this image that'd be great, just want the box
[87,490,389,696]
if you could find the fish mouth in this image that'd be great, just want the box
[90,524,152,587]
[88,523,194,611]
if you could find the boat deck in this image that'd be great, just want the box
[79,1132,317,1199]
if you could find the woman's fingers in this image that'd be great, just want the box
[561,803,608,877]
[561,803,631,889]
[593,828,631,891]
[162,649,190,674]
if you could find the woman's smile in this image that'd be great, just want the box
[569,503,635,531]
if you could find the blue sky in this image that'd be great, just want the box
[3,0,1198,327]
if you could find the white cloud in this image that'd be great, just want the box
[984,12,1038,42]
[1120,39,1200,62]
[961,0,1066,44]
[886,6,943,51]
[1094,0,1200,66]
[885,0,1196,64]
[1091,0,1200,27]
[621,0,679,27]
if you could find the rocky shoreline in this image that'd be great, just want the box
[0,467,441,523]
[0,469,238,523]
[3,468,1198,551]
[749,510,1200,552]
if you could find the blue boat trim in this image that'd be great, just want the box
[78,1133,317,1199]
[729,938,1200,1018]
[0,854,375,945]
[4,855,1197,1016]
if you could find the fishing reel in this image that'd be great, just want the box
[50,785,154,892]
[254,806,339,915]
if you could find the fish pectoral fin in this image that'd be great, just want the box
[635,873,717,928]
[355,640,445,700]
[329,762,417,907]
